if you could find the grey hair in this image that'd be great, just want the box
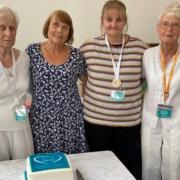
[0,5,19,27]
[158,2,180,21]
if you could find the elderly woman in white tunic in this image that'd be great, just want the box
[0,5,34,161]
[142,2,180,180]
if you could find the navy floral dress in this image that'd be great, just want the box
[26,43,88,154]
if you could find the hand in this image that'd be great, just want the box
[24,99,32,109]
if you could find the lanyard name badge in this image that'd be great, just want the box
[2,49,28,121]
[15,97,28,121]
[157,48,178,119]
[105,34,125,101]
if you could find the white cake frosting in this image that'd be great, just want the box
[24,152,74,180]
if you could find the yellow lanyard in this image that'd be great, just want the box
[160,48,179,102]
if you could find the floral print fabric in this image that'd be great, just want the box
[26,43,87,154]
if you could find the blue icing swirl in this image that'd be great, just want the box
[30,152,70,172]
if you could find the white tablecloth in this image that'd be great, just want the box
[0,151,136,180]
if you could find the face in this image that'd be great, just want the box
[47,16,70,45]
[0,12,17,49]
[157,15,180,45]
[102,8,126,38]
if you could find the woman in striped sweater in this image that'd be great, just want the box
[80,0,147,179]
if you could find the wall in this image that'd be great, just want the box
[0,0,176,50]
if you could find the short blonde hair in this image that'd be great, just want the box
[42,10,74,45]
[101,0,128,33]
[159,2,180,20]
[101,0,127,21]
[0,5,19,27]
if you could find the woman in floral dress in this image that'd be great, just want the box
[26,10,87,154]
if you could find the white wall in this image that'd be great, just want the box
[0,0,176,50]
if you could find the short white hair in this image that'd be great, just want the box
[159,2,180,21]
[0,5,19,27]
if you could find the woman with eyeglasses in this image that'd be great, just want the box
[142,2,180,180]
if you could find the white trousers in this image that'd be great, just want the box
[0,128,34,161]
[142,121,180,180]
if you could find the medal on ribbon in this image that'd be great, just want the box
[105,34,125,89]
[112,78,121,88]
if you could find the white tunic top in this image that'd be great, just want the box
[0,50,30,130]
[142,45,180,129]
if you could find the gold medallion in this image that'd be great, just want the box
[112,79,121,88]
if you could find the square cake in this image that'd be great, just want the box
[24,152,74,180]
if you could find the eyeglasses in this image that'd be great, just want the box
[159,21,180,31]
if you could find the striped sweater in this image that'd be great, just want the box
[80,35,148,127]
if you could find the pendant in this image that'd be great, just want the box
[112,78,121,88]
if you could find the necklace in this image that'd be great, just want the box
[160,47,179,102]
[105,34,125,88]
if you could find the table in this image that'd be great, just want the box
[0,151,136,180]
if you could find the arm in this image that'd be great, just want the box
[79,73,87,98]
